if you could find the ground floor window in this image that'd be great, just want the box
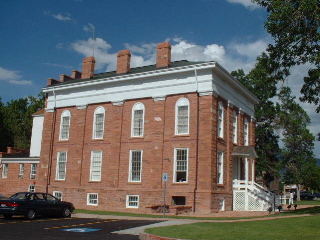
[172,196,186,205]
[219,198,225,211]
[87,193,98,206]
[28,184,35,192]
[126,195,139,208]
[53,191,63,200]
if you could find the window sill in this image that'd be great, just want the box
[128,182,142,184]
[173,134,190,138]
[172,182,188,184]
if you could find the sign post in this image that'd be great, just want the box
[162,173,168,218]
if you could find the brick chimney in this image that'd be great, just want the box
[156,42,171,68]
[117,49,131,74]
[82,56,96,79]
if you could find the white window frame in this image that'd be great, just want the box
[30,163,37,179]
[93,107,105,139]
[56,152,67,180]
[219,198,225,211]
[233,110,238,144]
[28,184,35,192]
[87,193,98,206]
[90,151,102,181]
[18,163,25,179]
[53,191,63,200]
[2,163,8,178]
[129,150,143,182]
[218,102,224,138]
[131,103,145,137]
[244,118,249,146]
[126,195,139,208]
[59,110,71,140]
[175,98,190,135]
[217,151,224,184]
[174,148,189,183]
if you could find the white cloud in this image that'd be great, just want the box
[44,11,72,21]
[226,0,260,10]
[0,67,32,85]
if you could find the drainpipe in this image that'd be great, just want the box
[193,67,199,212]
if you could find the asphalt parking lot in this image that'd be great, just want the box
[0,216,164,240]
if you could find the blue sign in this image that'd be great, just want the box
[162,173,168,182]
[62,228,101,233]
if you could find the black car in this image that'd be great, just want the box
[0,194,8,200]
[300,191,315,200]
[0,192,75,220]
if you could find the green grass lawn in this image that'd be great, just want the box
[145,216,320,240]
[296,199,320,205]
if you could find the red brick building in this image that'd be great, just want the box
[2,42,273,214]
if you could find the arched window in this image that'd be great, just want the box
[244,118,249,146]
[175,98,190,135]
[131,103,145,137]
[93,107,105,139]
[59,110,71,140]
[233,110,238,144]
[218,102,224,138]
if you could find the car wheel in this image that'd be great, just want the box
[25,209,36,220]
[3,214,13,219]
[61,207,71,218]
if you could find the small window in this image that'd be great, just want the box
[28,184,35,192]
[219,198,225,211]
[90,151,102,181]
[172,196,186,206]
[93,107,105,139]
[59,110,71,140]
[18,163,25,179]
[218,102,224,138]
[30,164,37,179]
[87,193,98,206]
[126,195,139,208]
[233,111,238,144]
[244,118,249,146]
[2,163,8,178]
[131,103,145,137]
[217,151,224,184]
[175,98,190,135]
[174,148,188,183]
[53,191,63,200]
[129,150,143,182]
[56,152,67,180]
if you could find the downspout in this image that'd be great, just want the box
[46,87,57,194]
[79,106,88,187]
[117,103,124,188]
[193,67,199,212]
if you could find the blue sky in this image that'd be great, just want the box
[0,0,319,157]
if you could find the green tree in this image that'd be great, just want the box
[2,93,45,150]
[277,87,317,199]
[232,53,281,187]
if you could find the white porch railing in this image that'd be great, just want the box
[233,180,274,211]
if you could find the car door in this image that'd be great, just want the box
[44,194,62,216]
[33,193,49,215]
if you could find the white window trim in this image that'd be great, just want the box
[59,110,71,140]
[2,163,8,178]
[175,98,190,135]
[87,193,98,206]
[126,195,139,208]
[93,106,105,139]
[131,103,145,137]
[90,150,102,181]
[28,184,35,192]
[218,102,224,138]
[173,148,189,183]
[233,110,238,144]
[129,150,143,182]
[19,163,24,179]
[30,163,37,179]
[53,191,63,200]
[56,151,67,180]
[217,151,224,184]
[244,118,249,146]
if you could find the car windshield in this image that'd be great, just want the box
[10,193,27,200]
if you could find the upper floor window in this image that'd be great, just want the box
[131,103,145,137]
[217,151,224,184]
[56,152,67,180]
[30,164,37,179]
[175,98,190,135]
[90,151,102,181]
[244,118,249,146]
[93,107,105,139]
[2,163,8,178]
[218,102,224,138]
[233,111,238,144]
[174,148,188,183]
[18,163,24,179]
[129,150,143,182]
[59,110,71,140]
